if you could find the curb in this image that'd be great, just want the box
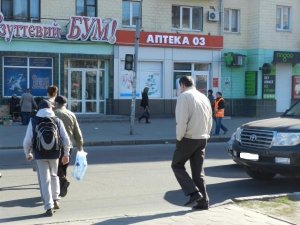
[0,137,230,150]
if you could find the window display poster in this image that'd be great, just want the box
[119,70,140,97]
[30,68,52,96]
[292,76,300,99]
[3,68,27,96]
[140,71,161,98]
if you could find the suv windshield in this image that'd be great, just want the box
[284,101,300,117]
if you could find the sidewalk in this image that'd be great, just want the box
[0,116,256,149]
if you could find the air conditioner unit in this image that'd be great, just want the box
[208,10,219,22]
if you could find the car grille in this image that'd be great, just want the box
[240,128,275,149]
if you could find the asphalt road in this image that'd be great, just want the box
[1,143,300,225]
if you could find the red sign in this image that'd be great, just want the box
[116,30,223,49]
[292,76,300,99]
[213,78,219,88]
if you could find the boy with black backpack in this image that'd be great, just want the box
[23,100,71,217]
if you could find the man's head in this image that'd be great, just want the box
[208,89,213,95]
[55,95,67,107]
[179,76,194,93]
[216,91,222,98]
[47,85,58,98]
[38,100,52,110]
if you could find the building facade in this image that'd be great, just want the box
[1,0,299,117]
[222,0,300,116]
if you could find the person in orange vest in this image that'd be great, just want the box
[213,92,228,135]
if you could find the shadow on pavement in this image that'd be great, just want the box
[0,213,46,223]
[0,183,39,191]
[164,176,300,207]
[0,196,42,208]
[92,210,192,225]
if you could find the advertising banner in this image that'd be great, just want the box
[3,68,27,96]
[30,68,52,96]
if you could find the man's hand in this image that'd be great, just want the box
[26,155,33,161]
[62,156,69,165]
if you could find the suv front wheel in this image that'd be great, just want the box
[245,167,276,180]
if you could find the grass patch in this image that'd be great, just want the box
[236,196,300,223]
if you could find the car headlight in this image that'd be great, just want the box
[273,132,300,146]
[235,127,242,142]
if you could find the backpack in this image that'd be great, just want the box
[32,117,61,156]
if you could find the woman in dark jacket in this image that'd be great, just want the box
[9,94,21,121]
[138,87,150,123]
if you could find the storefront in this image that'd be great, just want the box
[0,14,116,115]
[114,30,223,115]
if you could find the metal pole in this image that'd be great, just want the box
[129,1,142,135]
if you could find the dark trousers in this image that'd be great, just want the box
[171,138,209,202]
[214,117,228,135]
[57,149,72,188]
[138,107,150,122]
[21,112,31,125]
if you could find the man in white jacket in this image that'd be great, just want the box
[171,76,212,210]
[23,100,71,216]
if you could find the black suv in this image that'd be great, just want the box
[228,101,300,180]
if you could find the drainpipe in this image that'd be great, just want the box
[220,0,224,36]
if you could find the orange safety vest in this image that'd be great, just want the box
[214,98,225,118]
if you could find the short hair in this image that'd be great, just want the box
[47,85,58,98]
[179,76,194,87]
[216,91,222,96]
[208,89,213,94]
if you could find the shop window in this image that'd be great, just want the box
[3,56,53,97]
[172,5,203,31]
[76,0,97,17]
[195,64,208,71]
[1,0,40,21]
[224,8,240,33]
[70,59,98,68]
[174,63,191,71]
[276,6,291,31]
[122,0,141,27]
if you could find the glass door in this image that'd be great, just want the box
[68,69,100,113]
[194,71,209,95]
[85,71,98,113]
[69,70,83,113]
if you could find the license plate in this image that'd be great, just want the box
[275,157,290,165]
[240,152,259,161]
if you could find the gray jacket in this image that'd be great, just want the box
[20,92,37,112]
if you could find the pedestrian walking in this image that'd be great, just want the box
[23,100,71,216]
[47,85,58,108]
[9,94,21,122]
[171,76,212,210]
[20,88,37,125]
[207,89,215,110]
[207,89,216,132]
[54,95,84,197]
[213,91,228,135]
[138,87,151,123]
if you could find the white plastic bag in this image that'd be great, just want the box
[72,150,88,181]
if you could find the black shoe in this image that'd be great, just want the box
[192,200,209,210]
[184,192,203,206]
[45,208,53,217]
[60,181,70,197]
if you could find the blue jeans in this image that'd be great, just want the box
[21,112,31,125]
[214,117,228,135]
